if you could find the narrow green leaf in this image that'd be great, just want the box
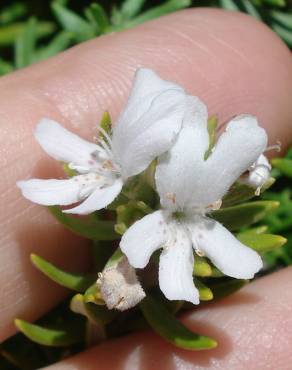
[212,200,279,230]
[98,111,112,140]
[205,116,218,159]
[14,17,37,68]
[36,31,73,61]
[0,58,13,75]
[195,279,213,301]
[263,0,285,6]
[193,256,212,277]
[271,23,292,46]
[52,2,95,42]
[31,254,94,292]
[140,295,217,350]
[219,0,240,11]
[222,177,275,207]
[211,279,247,300]
[15,319,80,347]
[85,3,109,33]
[70,294,116,325]
[270,11,292,30]
[271,158,292,178]
[0,3,27,25]
[84,283,104,305]
[120,0,146,20]
[49,206,118,240]
[238,225,268,235]
[0,21,55,45]
[237,233,287,252]
[241,0,261,19]
[115,200,152,235]
[120,0,191,30]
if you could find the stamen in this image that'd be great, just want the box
[265,141,281,153]
[195,248,205,257]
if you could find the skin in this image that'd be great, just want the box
[0,7,292,369]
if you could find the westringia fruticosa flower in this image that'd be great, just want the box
[17,68,198,214]
[120,110,268,304]
[17,67,271,307]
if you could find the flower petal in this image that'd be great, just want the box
[35,118,100,166]
[189,216,263,279]
[112,69,186,179]
[195,115,268,206]
[155,116,208,211]
[120,210,167,268]
[159,226,199,304]
[64,178,123,215]
[17,178,82,206]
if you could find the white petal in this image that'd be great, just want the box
[115,68,184,130]
[159,226,199,304]
[35,118,100,167]
[196,115,267,206]
[112,70,186,179]
[189,216,263,279]
[120,210,167,268]
[155,119,208,211]
[64,178,123,215]
[17,178,82,206]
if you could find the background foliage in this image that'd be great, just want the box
[1,0,292,369]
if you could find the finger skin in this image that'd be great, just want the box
[45,267,292,370]
[1,8,292,342]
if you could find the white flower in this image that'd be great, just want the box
[120,111,267,304]
[17,68,196,215]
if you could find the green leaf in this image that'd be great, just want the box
[0,58,13,75]
[0,3,27,25]
[0,21,55,46]
[140,295,217,350]
[98,111,112,141]
[238,225,268,235]
[14,17,37,68]
[271,23,292,46]
[52,2,95,42]
[31,254,95,292]
[270,11,292,30]
[49,206,118,240]
[36,31,73,61]
[193,256,212,277]
[212,200,279,230]
[263,0,285,6]
[120,0,146,20]
[219,0,240,11]
[15,319,81,347]
[237,233,287,252]
[211,279,247,300]
[241,0,261,19]
[195,279,213,301]
[222,177,275,207]
[71,294,116,325]
[85,3,109,33]
[271,158,292,178]
[205,116,218,159]
[115,200,152,235]
[120,0,191,29]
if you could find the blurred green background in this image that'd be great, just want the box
[1,0,292,369]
